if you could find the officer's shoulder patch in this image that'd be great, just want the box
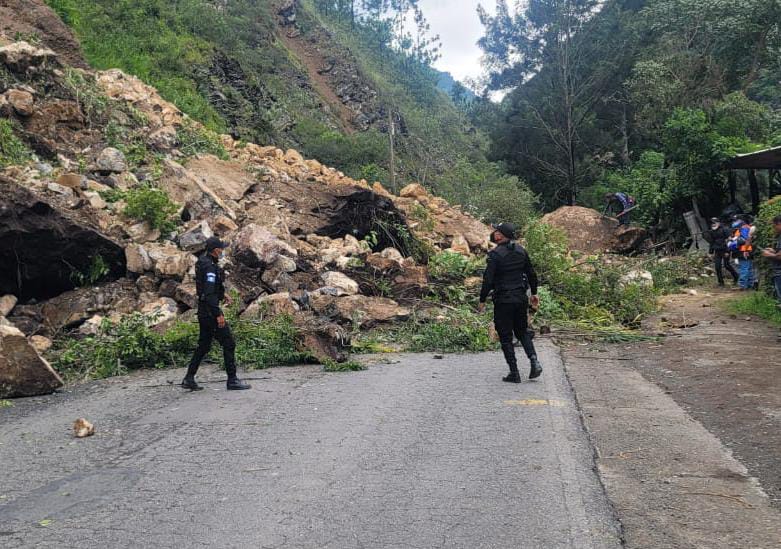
[206,272,217,283]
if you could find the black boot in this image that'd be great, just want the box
[181,377,204,391]
[529,356,543,379]
[500,341,521,383]
[502,371,522,383]
[227,377,251,390]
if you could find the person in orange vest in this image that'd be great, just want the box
[727,216,754,290]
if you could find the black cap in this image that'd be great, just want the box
[205,236,229,251]
[492,222,517,240]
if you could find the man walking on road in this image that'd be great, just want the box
[182,237,251,391]
[704,217,738,286]
[478,223,543,383]
[761,215,781,305]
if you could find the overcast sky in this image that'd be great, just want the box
[416,0,494,83]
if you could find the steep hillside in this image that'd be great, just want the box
[36,0,529,225]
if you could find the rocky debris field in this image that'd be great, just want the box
[0,38,490,397]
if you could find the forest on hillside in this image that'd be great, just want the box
[470,0,781,233]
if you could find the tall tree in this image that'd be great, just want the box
[478,0,613,205]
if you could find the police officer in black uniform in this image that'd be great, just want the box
[182,237,251,391]
[478,223,543,383]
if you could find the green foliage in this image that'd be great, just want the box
[724,292,781,327]
[70,255,110,287]
[0,119,31,168]
[322,359,367,372]
[63,68,109,124]
[47,0,224,130]
[53,313,166,380]
[230,314,308,369]
[756,195,781,250]
[177,120,228,160]
[398,307,495,353]
[427,251,481,281]
[123,184,179,233]
[437,159,538,228]
[294,119,387,180]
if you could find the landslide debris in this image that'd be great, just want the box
[541,206,648,255]
[0,37,490,396]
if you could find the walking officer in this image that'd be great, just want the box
[182,236,251,391]
[478,223,543,383]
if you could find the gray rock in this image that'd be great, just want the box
[178,221,213,252]
[0,324,63,398]
[95,147,128,174]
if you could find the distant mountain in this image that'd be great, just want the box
[436,71,477,101]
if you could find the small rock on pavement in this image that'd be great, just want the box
[95,147,128,174]
[73,418,95,438]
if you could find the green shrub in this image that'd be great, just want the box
[398,307,495,353]
[230,314,308,369]
[724,292,781,327]
[427,251,482,281]
[63,68,108,125]
[123,184,179,233]
[0,119,31,168]
[70,254,110,287]
[53,313,166,380]
[177,119,228,159]
[323,359,367,372]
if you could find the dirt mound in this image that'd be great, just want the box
[541,206,618,254]
[0,0,87,68]
[541,206,648,254]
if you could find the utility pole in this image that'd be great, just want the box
[389,109,396,192]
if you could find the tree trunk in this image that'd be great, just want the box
[728,170,737,204]
[748,169,760,214]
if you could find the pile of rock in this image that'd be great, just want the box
[0,38,492,397]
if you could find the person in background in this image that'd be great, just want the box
[761,215,781,306]
[603,192,636,226]
[728,216,754,290]
[704,217,738,287]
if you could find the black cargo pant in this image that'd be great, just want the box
[493,299,537,374]
[713,251,738,285]
[185,306,237,379]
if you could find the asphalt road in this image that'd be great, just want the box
[0,342,620,548]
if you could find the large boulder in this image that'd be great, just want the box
[320,271,360,296]
[242,292,300,319]
[0,294,17,317]
[541,206,619,254]
[4,89,34,116]
[335,296,410,327]
[610,225,649,254]
[0,41,57,73]
[146,243,193,279]
[95,147,128,174]
[178,221,213,252]
[0,324,63,398]
[233,224,297,268]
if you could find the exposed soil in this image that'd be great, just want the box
[0,0,88,68]
[275,23,357,134]
[565,288,781,508]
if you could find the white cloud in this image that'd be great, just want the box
[416,0,494,83]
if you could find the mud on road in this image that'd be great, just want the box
[562,288,781,548]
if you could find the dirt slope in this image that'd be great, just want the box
[0,0,87,68]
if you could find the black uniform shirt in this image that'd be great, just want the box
[195,253,225,317]
[479,241,539,304]
[704,226,731,252]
